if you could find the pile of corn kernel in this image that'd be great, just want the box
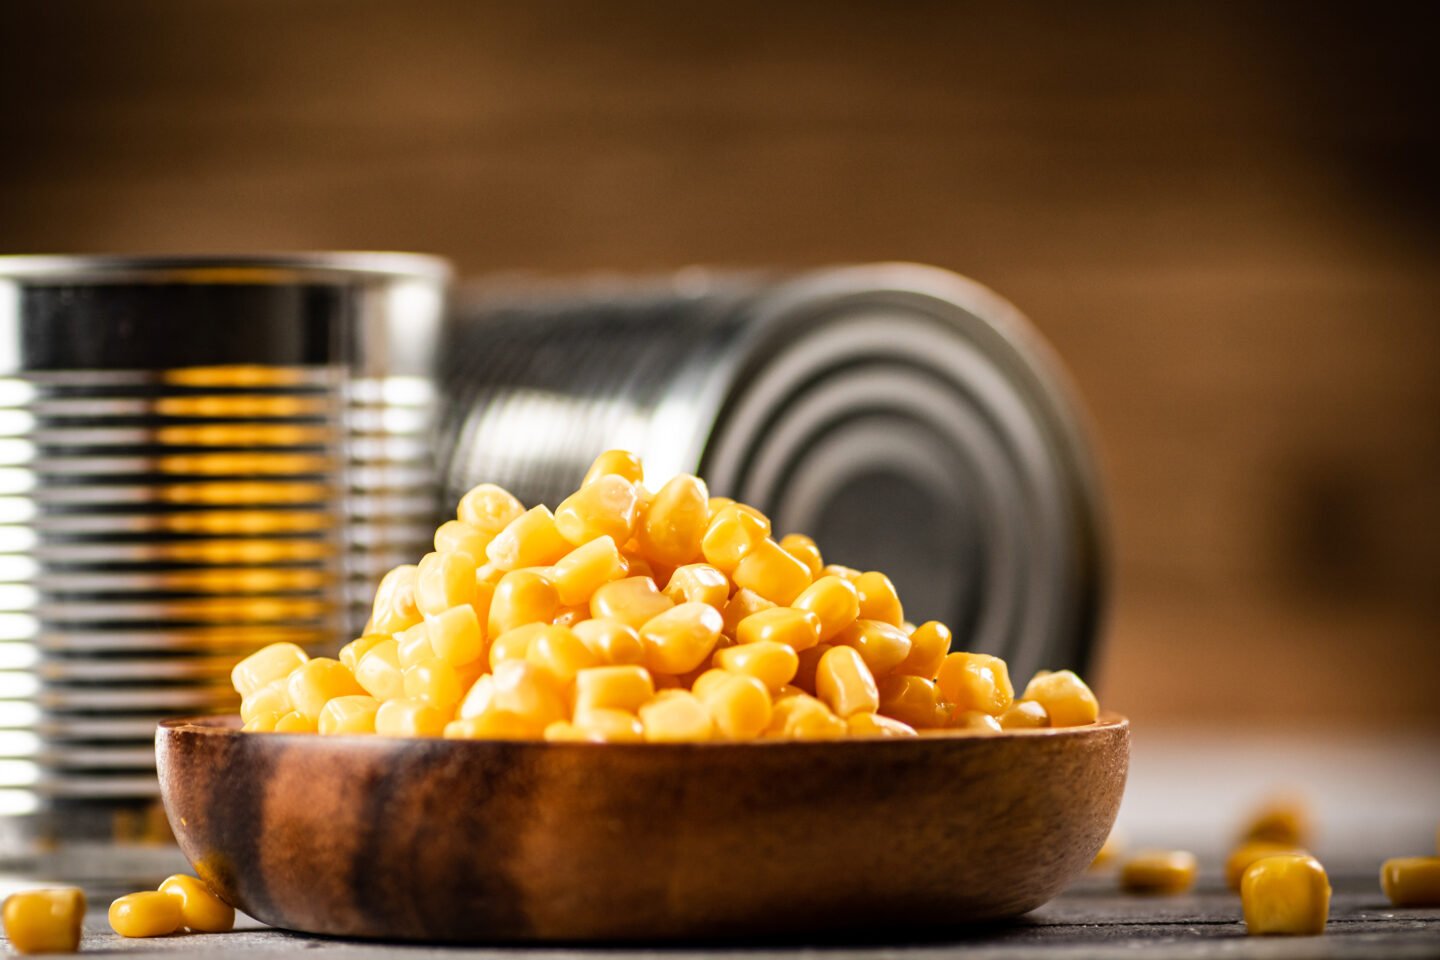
[233,450,1101,743]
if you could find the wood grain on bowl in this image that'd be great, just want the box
[156,715,1128,942]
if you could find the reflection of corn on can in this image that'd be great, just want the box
[442,263,1105,683]
[0,253,447,885]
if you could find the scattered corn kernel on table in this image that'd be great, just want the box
[8,728,1437,958]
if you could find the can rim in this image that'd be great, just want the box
[0,251,453,283]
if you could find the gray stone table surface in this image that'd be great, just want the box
[55,872,1440,959]
[6,728,1439,958]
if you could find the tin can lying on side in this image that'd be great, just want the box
[440,263,1105,684]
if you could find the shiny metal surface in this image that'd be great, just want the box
[442,264,1104,681]
[0,253,448,878]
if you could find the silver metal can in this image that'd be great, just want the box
[441,263,1105,682]
[0,253,448,885]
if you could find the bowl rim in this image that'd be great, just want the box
[159,712,1127,750]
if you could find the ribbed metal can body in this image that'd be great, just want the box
[0,253,447,884]
[441,264,1105,683]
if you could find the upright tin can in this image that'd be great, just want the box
[0,253,448,886]
[441,263,1105,682]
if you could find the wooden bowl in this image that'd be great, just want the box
[156,714,1128,942]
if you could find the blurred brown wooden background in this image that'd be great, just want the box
[2,1,1437,730]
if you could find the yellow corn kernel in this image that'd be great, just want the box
[423,604,482,668]
[370,564,421,633]
[822,563,862,582]
[415,550,477,617]
[736,606,823,652]
[273,710,316,733]
[487,622,546,668]
[555,473,640,545]
[2,887,85,953]
[488,569,560,637]
[318,695,380,735]
[582,449,645,487]
[569,708,646,743]
[287,657,365,723]
[485,505,571,571]
[1381,857,1440,907]
[699,671,772,740]
[242,711,282,732]
[897,620,951,679]
[457,482,525,534]
[777,533,823,578]
[937,652,1014,716]
[951,709,1003,732]
[490,660,568,728]
[639,690,715,742]
[444,710,542,740]
[240,677,292,724]
[231,641,308,698]
[854,570,904,627]
[663,563,730,607]
[847,712,918,738]
[732,538,812,605]
[767,692,848,739]
[402,658,464,713]
[574,664,656,715]
[1226,842,1309,891]
[721,588,777,637]
[339,633,388,673]
[354,639,404,701]
[1022,669,1099,726]
[158,874,234,933]
[571,618,646,666]
[526,624,599,684]
[876,674,948,729]
[457,673,495,720]
[681,665,723,699]
[701,503,771,571]
[815,645,880,718]
[375,698,448,737]
[1121,850,1198,895]
[636,474,710,566]
[998,700,1049,729]
[434,519,492,560]
[543,721,585,741]
[1242,855,1330,934]
[1241,796,1312,847]
[714,641,799,692]
[835,619,913,678]
[552,535,627,606]
[109,890,182,938]
[589,576,673,630]
[395,622,433,669]
[640,602,724,674]
[792,575,860,642]
[706,496,735,521]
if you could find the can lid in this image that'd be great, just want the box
[699,263,1107,680]
[0,251,453,284]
